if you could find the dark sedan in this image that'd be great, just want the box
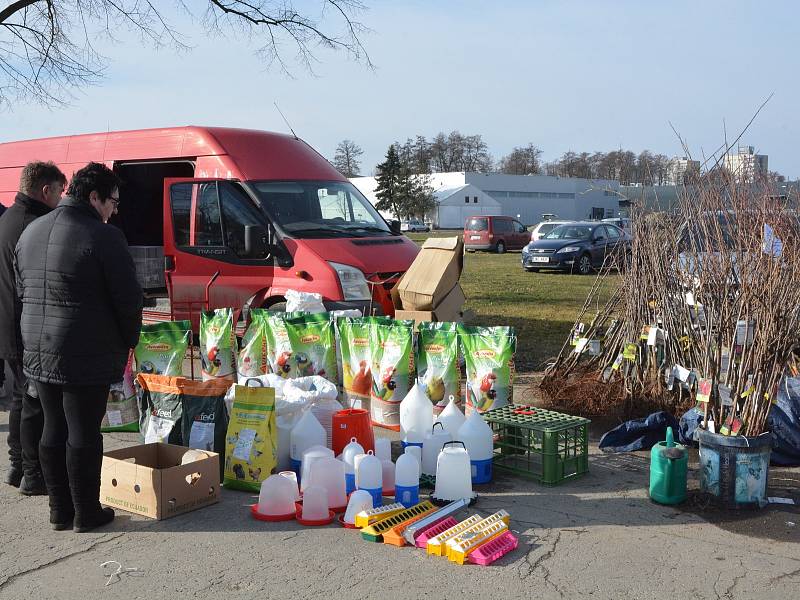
[521,221,630,274]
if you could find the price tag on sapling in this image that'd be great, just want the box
[718,385,733,407]
[696,378,712,403]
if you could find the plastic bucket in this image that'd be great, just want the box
[471,458,493,484]
[697,429,773,509]
[332,409,374,455]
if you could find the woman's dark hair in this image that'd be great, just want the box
[67,162,121,204]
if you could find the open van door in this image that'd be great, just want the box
[163,178,277,326]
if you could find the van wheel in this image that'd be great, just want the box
[495,241,506,254]
[266,301,287,312]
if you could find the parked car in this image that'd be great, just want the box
[529,220,573,241]
[464,215,529,253]
[400,219,430,232]
[521,221,630,274]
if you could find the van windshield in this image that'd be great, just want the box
[248,180,391,238]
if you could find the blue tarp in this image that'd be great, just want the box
[771,377,800,466]
[598,411,680,452]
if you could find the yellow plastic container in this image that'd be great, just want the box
[425,514,483,556]
[360,501,435,542]
[449,521,509,565]
[354,502,406,528]
[445,510,510,558]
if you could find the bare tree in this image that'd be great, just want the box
[0,1,372,109]
[498,143,542,175]
[331,138,363,177]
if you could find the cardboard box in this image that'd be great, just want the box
[100,443,219,520]
[395,284,466,325]
[395,237,464,310]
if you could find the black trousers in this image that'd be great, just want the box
[6,360,43,474]
[36,382,109,449]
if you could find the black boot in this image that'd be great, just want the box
[66,443,114,533]
[39,445,75,530]
[19,470,47,495]
[4,464,22,487]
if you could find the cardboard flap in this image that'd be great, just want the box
[421,237,463,251]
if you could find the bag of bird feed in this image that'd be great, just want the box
[137,374,184,445]
[134,321,191,376]
[369,318,415,430]
[338,316,381,410]
[458,325,517,414]
[263,311,303,379]
[200,309,236,382]
[101,351,138,432]
[416,322,460,416]
[180,378,230,480]
[223,385,277,492]
[237,309,268,383]
[284,313,338,387]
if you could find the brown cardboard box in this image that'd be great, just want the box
[100,443,220,520]
[395,237,464,310]
[395,284,466,325]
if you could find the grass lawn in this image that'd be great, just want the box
[406,232,618,374]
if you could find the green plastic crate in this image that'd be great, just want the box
[482,405,590,485]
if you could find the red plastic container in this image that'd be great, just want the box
[332,409,375,456]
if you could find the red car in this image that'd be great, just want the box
[464,215,529,253]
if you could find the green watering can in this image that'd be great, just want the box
[649,427,688,505]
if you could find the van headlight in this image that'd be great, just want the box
[328,262,371,301]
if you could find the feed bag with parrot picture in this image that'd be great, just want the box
[338,316,385,410]
[134,320,192,376]
[369,319,415,429]
[237,309,268,382]
[200,309,236,382]
[262,311,303,379]
[458,325,516,414]
[284,313,338,388]
[416,322,460,416]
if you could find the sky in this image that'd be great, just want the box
[2,0,799,177]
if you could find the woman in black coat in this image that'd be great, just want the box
[15,162,143,532]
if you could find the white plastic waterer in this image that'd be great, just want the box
[394,451,420,508]
[354,450,383,507]
[438,396,466,434]
[421,422,452,476]
[458,410,494,484]
[432,441,476,503]
[341,437,364,495]
[290,410,326,477]
[305,456,348,509]
[300,446,334,491]
[400,382,433,449]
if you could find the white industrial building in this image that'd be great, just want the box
[723,146,768,183]
[350,172,622,229]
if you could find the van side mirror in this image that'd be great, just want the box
[390,219,401,235]
[244,224,268,258]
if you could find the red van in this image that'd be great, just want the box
[0,127,419,324]
[463,215,529,253]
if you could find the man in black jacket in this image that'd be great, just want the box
[1,162,65,492]
[16,162,142,532]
